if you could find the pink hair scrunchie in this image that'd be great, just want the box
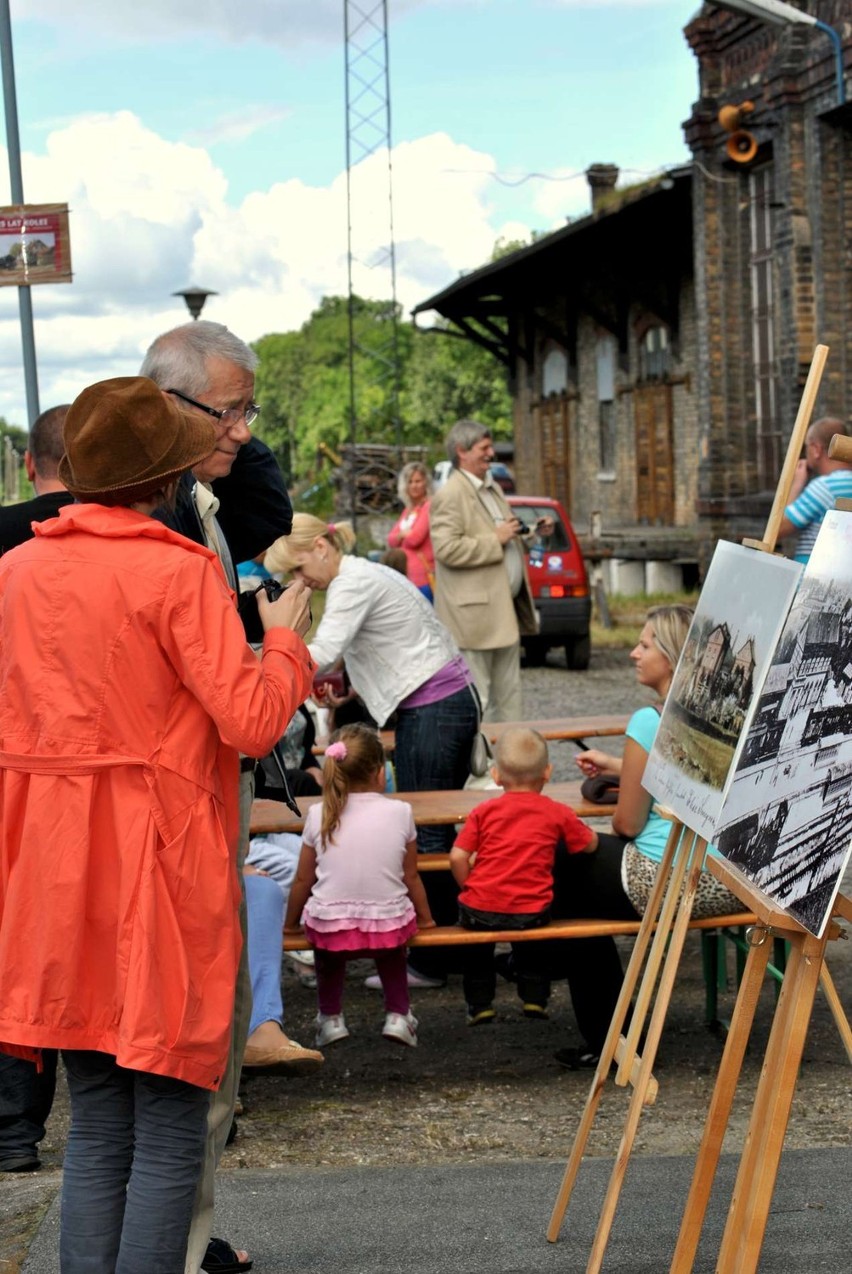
[326,741,348,761]
[327,522,337,534]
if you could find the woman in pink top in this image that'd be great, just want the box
[387,461,435,600]
[284,725,435,1049]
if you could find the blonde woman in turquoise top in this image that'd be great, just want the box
[576,605,739,916]
[548,606,738,1069]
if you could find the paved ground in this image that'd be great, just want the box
[15,1149,852,1272]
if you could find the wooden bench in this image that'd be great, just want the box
[313,713,631,755]
[283,913,764,1029]
[251,780,614,837]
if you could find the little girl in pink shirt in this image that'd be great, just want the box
[284,724,434,1047]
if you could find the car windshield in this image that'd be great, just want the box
[510,505,570,551]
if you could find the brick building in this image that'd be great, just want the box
[684,1,851,553]
[413,2,852,589]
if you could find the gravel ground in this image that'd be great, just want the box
[2,647,850,1268]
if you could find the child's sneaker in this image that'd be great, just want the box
[314,1013,349,1047]
[382,1011,418,1047]
[523,1003,549,1020]
[467,1006,496,1026]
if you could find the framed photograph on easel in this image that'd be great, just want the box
[714,508,852,937]
[642,540,802,839]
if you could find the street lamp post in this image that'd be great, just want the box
[172,286,218,321]
[712,1,845,105]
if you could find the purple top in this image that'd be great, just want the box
[398,654,473,709]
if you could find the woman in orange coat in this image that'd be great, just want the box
[0,377,314,1274]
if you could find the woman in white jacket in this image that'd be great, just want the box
[265,514,479,856]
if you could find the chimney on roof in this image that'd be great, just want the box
[586,163,619,213]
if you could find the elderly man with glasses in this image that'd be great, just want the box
[140,322,316,1274]
[141,320,283,577]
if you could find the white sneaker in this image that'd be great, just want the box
[315,1013,349,1047]
[364,967,445,991]
[382,1012,418,1048]
[288,949,315,968]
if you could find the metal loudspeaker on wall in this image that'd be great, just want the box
[718,100,759,164]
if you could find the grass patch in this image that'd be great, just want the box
[655,717,735,790]
[591,589,701,651]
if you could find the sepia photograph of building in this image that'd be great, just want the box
[643,541,801,839]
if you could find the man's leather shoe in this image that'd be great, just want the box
[242,1037,324,1077]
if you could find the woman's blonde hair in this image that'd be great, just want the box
[396,461,432,506]
[646,604,693,671]
[320,723,386,844]
[264,513,356,575]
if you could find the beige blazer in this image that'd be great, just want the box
[430,469,537,651]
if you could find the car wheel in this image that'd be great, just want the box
[523,639,548,667]
[565,635,591,671]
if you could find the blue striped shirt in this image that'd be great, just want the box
[784,471,852,562]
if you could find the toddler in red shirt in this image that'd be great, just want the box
[450,728,598,1024]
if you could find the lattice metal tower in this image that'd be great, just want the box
[343,0,403,521]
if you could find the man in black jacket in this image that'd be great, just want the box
[0,404,74,557]
[140,322,308,1274]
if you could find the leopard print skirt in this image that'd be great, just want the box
[621,842,743,920]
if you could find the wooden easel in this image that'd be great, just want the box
[546,815,711,1271]
[670,859,850,1273]
[548,344,851,1270]
[669,342,851,1271]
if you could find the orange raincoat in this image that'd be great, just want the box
[0,504,314,1090]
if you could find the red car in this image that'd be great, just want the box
[506,495,591,670]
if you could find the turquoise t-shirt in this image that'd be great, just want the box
[626,705,672,865]
[628,704,719,866]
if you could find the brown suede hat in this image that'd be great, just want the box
[59,376,217,502]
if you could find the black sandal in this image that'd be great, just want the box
[201,1237,253,1273]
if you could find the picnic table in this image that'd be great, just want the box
[313,713,630,755]
[250,780,612,837]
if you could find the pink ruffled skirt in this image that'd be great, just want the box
[304,914,418,951]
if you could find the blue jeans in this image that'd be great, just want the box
[0,1050,57,1168]
[394,683,478,855]
[245,870,285,1036]
[395,684,477,977]
[60,1050,209,1274]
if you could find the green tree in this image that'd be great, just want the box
[254,295,414,478]
[0,416,29,504]
[252,292,511,482]
[0,417,28,451]
[402,321,512,446]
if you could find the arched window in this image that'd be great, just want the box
[638,324,672,381]
[542,346,568,397]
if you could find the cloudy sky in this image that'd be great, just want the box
[0,0,700,427]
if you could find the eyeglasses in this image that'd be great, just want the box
[167,388,260,428]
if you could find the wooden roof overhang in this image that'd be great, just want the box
[412,166,694,372]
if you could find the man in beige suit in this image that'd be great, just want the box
[430,419,537,721]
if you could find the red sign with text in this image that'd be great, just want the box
[0,203,72,286]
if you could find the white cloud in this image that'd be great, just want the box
[0,113,528,425]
